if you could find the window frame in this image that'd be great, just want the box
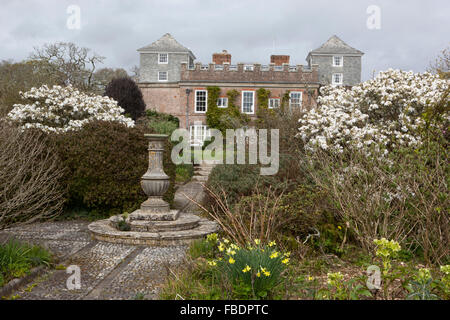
[268,98,280,109]
[158,53,168,64]
[190,124,210,147]
[194,90,208,113]
[217,97,228,108]
[158,71,168,82]
[289,92,303,109]
[332,55,343,67]
[241,91,255,114]
[332,73,343,86]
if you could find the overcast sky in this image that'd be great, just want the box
[1,0,449,80]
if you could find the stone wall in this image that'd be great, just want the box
[139,83,318,129]
[311,54,362,86]
[139,52,191,83]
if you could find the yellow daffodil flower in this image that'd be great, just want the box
[242,265,251,273]
[228,257,235,264]
[270,251,280,259]
[207,260,217,266]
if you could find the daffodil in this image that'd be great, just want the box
[282,258,290,265]
[207,260,217,266]
[228,257,235,264]
[254,239,260,245]
[270,251,280,259]
[242,265,251,273]
[218,243,225,252]
[256,272,261,277]
[268,241,276,247]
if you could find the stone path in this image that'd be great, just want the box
[0,180,209,300]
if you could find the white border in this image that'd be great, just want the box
[194,90,208,113]
[241,91,255,114]
[158,53,168,64]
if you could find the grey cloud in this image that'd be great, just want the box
[0,0,449,81]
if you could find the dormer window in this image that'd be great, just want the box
[158,53,168,64]
[332,73,343,86]
[333,56,343,67]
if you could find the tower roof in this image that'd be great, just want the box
[309,35,364,55]
[137,33,196,58]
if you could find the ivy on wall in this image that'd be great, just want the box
[205,87,249,134]
[256,88,273,122]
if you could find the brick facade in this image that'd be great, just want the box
[137,34,362,132]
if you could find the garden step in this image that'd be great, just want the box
[129,214,200,232]
[192,175,208,182]
[195,170,211,176]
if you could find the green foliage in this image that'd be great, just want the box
[278,183,331,238]
[0,240,52,286]
[189,237,217,260]
[175,164,194,183]
[205,164,265,209]
[316,272,372,300]
[212,239,289,299]
[256,88,274,121]
[50,120,176,217]
[145,109,180,135]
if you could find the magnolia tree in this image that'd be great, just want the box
[7,85,135,133]
[298,69,449,155]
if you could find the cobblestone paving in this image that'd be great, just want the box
[0,181,206,300]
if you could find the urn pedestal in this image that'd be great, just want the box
[88,133,218,246]
[129,134,179,221]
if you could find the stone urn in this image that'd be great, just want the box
[139,134,170,213]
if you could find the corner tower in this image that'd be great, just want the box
[137,33,196,83]
[307,35,364,86]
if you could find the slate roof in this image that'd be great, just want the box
[309,35,364,55]
[137,33,196,58]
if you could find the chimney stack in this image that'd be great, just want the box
[270,55,290,66]
[213,50,231,65]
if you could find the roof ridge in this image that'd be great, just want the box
[309,35,364,55]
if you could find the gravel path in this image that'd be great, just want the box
[0,180,207,300]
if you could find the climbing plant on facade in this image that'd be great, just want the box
[205,87,249,134]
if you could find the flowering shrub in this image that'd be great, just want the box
[298,69,449,154]
[206,235,289,298]
[7,85,134,133]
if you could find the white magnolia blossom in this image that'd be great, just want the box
[298,69,449,154]
[7,85,135,133]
